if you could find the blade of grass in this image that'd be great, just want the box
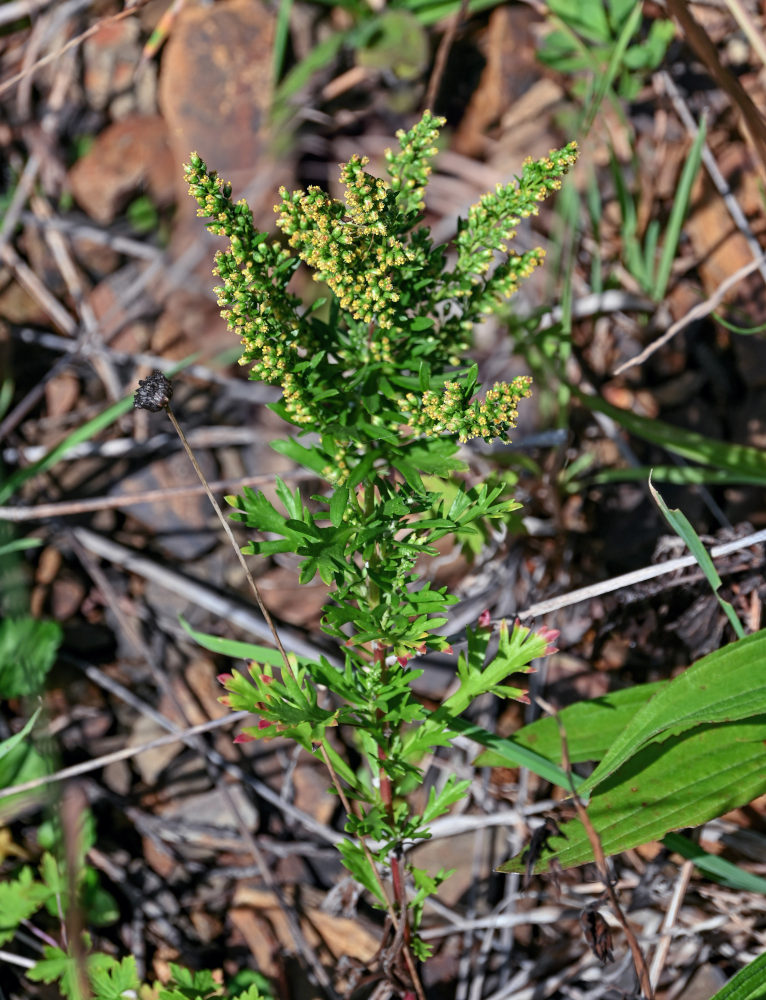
[653,116,706,299]
[576,388,766,483]
[648,475,745,638]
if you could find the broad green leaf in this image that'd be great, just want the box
[580,630,766,797]
[499,715,766,874]
[708,951,766,1000]
[0,738,53,821]
[0,618,62,697]
[474,680,668,769]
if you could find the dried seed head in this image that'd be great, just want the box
[134,370,173,412]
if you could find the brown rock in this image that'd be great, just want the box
[68,115,176,224]
[158,0,274,182]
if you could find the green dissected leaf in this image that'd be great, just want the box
[421,776,471,825]
[231,986,269,1000]
[337,838,387,905]
[89,955,139,1000]
[159,963,222,999]
[707,950,766,1000]
[441,620,549,716]
[0,865,51,944]
[580,630,766,797]
[499,715,766,874]
[0,617,62,697]
[27,942,94,1000]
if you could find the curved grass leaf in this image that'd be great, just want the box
[576,389,766,483]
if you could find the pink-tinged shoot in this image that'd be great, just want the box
[537,625,560,656]
[478,609,492,628]
[217,673,233,685]
[233,732,256,743]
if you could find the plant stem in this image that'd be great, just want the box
[164,403,295,678]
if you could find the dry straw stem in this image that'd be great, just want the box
[613,252,766,375]
[536,695,654,1000]
[666,0,766,179]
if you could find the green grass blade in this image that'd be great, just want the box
[272,0,294,84]
[584,465,766,487]
[576,389,766,483]
[664,833,766,895]
[649,476,745,638]
[653,116,706,300]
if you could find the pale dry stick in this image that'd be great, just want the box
[0,949,37,971]
[0,243,76,334]
[420,908,563,939]
[11,326,280,402]
[30,194,123,404]
[649,859,694,991]
[666,0,766,176]
[0,0,54,26]
[0,152,40,247]
[71,524,337,662]
[0,714,250,801]
[515,527,766,620]
[0,0,150,97]
[537,694,654,999]
[613,252,766,376]
[21,212,162,260]
[0,473,313,522]
[2,424,274,465]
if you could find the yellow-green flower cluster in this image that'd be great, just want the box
[275,156,412,339]
[405,376,533,444]
[384,110,445,216]
[185,153,318,427]
[455,141,578,287]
